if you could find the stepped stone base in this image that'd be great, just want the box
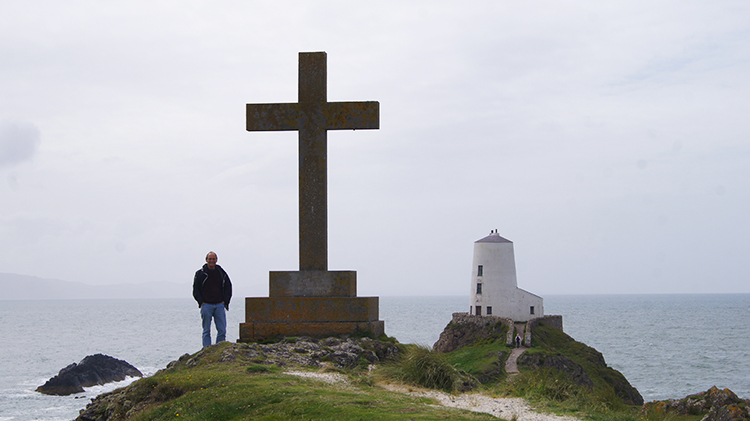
[240,320,384,342]
[245,297,380,323]
[239,270,384,342]
[269,270,356,297]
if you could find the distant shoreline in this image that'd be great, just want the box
[0,273,186,300]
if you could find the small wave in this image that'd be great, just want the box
[137,366,162,377]
[83,376,141,396]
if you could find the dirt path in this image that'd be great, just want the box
[385,386,580,421]
[288,368,581,420]
[505,346,526,374]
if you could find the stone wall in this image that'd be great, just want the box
[431,313,514,352]
[528,315,563,332]
[453,313,562,333]
[436,313,563,350]
[450,312,515,345]
[451,313,514,330]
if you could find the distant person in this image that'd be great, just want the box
[193,251,232,347]
[515,334,522,348]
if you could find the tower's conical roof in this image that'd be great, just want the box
[475,230,512,243]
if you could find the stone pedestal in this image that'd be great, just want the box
[239,270,384,342]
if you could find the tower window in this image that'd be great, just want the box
[530,306,535,315]
[487,306,492,315]
[476,283,482,294]
[477,265,483,276]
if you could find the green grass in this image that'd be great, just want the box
[452,326,704,421]
[426,322,676,421]
[443,340,509,381]
[528,324,644,409]
[489,368,617,417]
[87,342,495,421]
[376,344,470,393]
[80,330,709,421]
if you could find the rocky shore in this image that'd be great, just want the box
[644,386,750,421]
[76,337,401,421]
[73,328,749,421]
[78,338,586,421]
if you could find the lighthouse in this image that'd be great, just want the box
[470,230,543,321]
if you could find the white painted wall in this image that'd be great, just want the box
[469,231,544,322]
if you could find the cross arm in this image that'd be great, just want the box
[246,103,301,131]
[325,101,380,130]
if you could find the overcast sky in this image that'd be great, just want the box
[1,1,748,298]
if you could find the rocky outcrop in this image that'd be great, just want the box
[517,351,642,406]
[517,353,594,388]
[36,354,142,396]
[433,313,511,353]
[432,316,644,406]
[76,337,401,421]
[530,324,644,406]
[195,336,401,369]
[643,386,750,421]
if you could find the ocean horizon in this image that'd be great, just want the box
[1,293,747,421]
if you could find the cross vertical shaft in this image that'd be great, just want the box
[246,52,379,272]
[298,53,328,271]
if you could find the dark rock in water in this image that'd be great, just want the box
[643,386,750,421]
[36,354,143,396]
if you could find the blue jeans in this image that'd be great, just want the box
[200,303,227,347]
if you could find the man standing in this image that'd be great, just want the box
[193,251,232,347]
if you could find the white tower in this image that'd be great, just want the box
[470,230,543,321]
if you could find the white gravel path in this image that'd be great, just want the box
[286,370,580,421]
[286,370,350,385]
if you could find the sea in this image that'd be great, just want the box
[1,294,748,421]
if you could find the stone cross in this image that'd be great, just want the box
[246,52,379,271]
[240,52,384,342]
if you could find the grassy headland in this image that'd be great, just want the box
[75,325,726,421]
[76,340,496,420]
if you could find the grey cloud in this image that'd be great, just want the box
[0,119,41,167]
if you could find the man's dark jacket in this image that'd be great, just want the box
[193,264,232,310]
